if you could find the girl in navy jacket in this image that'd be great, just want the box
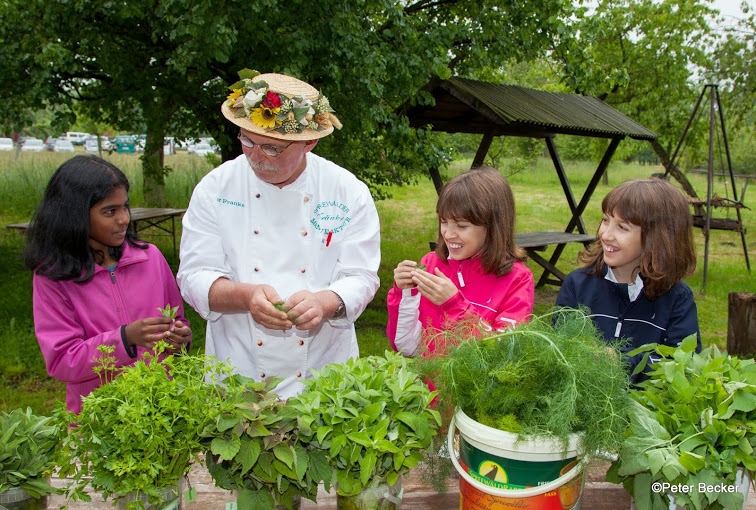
[556,178,700,382]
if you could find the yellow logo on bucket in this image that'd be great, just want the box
[470,461,513,489]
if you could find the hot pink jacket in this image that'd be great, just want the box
[31,243,186,414]
[387,252,534,356]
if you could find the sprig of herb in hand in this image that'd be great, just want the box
[157,303,178,319]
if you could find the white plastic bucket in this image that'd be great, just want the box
[449,409,586,510]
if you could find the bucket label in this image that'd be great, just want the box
[457,436,584,510]
[459,437,575,490]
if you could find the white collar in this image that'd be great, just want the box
[605,267,644,301]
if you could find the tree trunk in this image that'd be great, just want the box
[141,101,172,206]
[727,292,756,357]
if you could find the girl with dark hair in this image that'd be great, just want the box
[24,155,191,413]
[387,167,534,356]
[556,177,700,381]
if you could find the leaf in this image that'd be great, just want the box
[238,440,262,475]
[238,487,275,510]
[273,444,295,469]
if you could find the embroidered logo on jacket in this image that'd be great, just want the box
[311,200,350,234]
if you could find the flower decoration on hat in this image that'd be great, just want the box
[225,69,341,137]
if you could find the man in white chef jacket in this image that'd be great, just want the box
[177,71,380,398]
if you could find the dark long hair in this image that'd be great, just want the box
[23,155,146,282]
[434,166,526,276]
[579,178,696,300]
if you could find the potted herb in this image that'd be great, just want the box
[199,375,332,510]
[417,309,631,508]
[56,342,233,510]
[288,351,441,510]
[0,407,61,510]
[607,336,756,510]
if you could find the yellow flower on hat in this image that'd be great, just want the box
[251,106,280,129]
[227,88,243,102]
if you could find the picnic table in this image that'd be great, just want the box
[6,207,186,256]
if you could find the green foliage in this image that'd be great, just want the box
[288,352,441,497]
[607,337,756,510]
[0,407,61,498]
[417,309,631,458]
[157,303,179,320]
[56,343,235,510]
[199,376,331,510]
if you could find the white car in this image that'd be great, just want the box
[0,138,14,151]
[193,142,215,156]
[53,140,76,152]
[21,139,45,152]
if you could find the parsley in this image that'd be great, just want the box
[56,343,236,510]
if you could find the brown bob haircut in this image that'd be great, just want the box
[580,177,696,301]
[434,166,526,276]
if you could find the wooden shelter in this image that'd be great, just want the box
[403,77,658,287]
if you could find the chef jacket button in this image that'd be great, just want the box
[254,229,260,234]
[260,372,265,378]
[298,340,304,346]
[254,266,260,272]
[296,371,302,378]
[255,193,261,198]
[302,230,308,236]
[257,340,263,346]
[300,267,306,273]
[303,197,309,203]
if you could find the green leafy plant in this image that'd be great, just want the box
[0,407,61,498]
[288,351,441,498]
[157,303,178,320]
[200,375,332,510]
[607,336,756,510]
[56,343,234,510]
[418,309,631,457]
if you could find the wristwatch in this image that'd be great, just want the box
[333,294,346,319]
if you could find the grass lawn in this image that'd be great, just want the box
[0,151,754,414]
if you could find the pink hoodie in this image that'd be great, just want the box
[31,243,186,414]
[387,252,534,357]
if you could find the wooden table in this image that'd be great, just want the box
[515,231,595,288]
[6,207,186,256]
[47,459,756,509]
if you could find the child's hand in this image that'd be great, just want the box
[165,320,192,351]
[394,260,420,290]
[412,267,459,305]
[124,317,174,351]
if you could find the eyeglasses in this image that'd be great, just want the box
[238,132,294,157]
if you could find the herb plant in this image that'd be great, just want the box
[418,309,631,457]
[288,351,441,498]
[157,303,178,320]
[200,375,332,510]
[56,343,234,510]
[607,336,756,510]
[0,407,61,498]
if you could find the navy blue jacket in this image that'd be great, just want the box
[556,265,700,382]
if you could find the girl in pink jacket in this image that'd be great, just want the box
[387,167,534,357]
[23,155,192,413]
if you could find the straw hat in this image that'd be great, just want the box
[221,71,342,141]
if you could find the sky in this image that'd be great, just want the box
[711,0,752,25]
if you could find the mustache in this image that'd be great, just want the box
[247,157,277,173]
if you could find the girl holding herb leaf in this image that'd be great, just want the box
[23,155,191,414]
[556,177,700,382]
[387,167,534,357]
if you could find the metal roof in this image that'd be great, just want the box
[405,77,658,141]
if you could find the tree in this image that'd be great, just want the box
[0,0,579,203]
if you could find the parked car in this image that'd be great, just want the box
[0,138,14,151]
[192,142,215,156]
[63,131,91,145]
[44,136,58,151]
[21,138,45,152]
[87,135,112,151]
[113,135,136,153]
[53,140,76,152]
